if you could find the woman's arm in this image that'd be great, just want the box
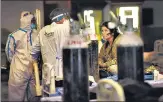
[105,35,121,73]
[105,45,117,67]
[98,44,107,68]
[105,35,121,67]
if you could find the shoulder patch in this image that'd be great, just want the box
[43,25,54,38]
[44,32,54,38]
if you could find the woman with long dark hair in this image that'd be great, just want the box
[98,21,121,78]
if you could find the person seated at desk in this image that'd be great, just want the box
[98,21,121,78]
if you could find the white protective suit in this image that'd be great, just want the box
[5,11,39,101]
[31,20,70,84]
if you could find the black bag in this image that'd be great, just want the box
[99,70,109,79]
[119,78,163,102]
[99,69,114,79]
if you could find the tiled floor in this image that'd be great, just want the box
[1,69,9,101]
[1,81,8,101]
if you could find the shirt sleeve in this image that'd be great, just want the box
[98,44,106,67]
[105,44,117,67]
[5,34,16,62]
[105,35,121,67]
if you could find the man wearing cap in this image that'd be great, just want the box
[30,8,70,85]
[5,11,39,101]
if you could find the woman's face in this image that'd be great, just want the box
[101,26,113,41]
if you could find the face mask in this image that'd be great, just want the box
[56,15,64,22]
[101,38,106,44]
[31,23,36,29]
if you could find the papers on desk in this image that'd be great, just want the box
[41,96,62,101]
[145,79,163,87]
[55,75,96,82]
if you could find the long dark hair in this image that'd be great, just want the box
[101,21,120,48]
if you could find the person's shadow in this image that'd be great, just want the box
[1,28,11,81]
[1,28,11,47]
[1,28,12,101]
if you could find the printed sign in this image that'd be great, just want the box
[63,35,88,48]
[67,40,82,45]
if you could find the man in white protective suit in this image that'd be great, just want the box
[5,11,39,101]
[30,8,70,85]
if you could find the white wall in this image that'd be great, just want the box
[142,0,163,27]
[1,1,44,32]
[1,1,44,46]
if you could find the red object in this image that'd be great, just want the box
[159,72,163,75]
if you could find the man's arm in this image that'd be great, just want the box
[30,32,41,60]
[5,34,16,62]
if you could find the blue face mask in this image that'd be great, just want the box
[57,15,64,21]
[101,39,106,44]
[52,15,64,23]
[31,23,36,29]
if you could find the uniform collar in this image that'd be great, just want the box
[19,28,27,33]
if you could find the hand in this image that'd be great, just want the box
[101,63,107,68]
[29,61,34,76]
[107,65,118,74]
[144,51,156,62]
[111,59,116,65]
[106,59,117,67]
[28,55,35,63]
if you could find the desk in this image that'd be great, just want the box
[41,79,163,101]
